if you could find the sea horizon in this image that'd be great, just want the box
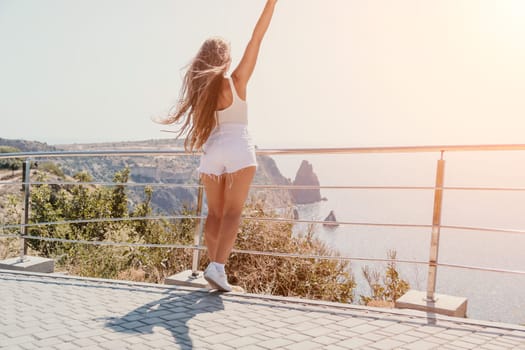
[273,152,525,325]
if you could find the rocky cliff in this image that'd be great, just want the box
[254,154,294,207]
[0,138,328,212]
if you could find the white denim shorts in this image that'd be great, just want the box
[198,123,257,176]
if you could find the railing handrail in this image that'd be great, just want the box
[1,233,524,277]
[1,145,525,301]
[2,143,525,159]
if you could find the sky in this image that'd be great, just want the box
[1,0,525,148]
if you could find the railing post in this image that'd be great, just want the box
[191,180,205,277]
[426,151,445,301]
[19,158,31,262]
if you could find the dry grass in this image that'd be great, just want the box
[226,197,356,303]
[0,238,19,260]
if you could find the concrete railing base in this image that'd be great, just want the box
[395,289,468,317]
[165,269,209,288]
[0,256,54,273]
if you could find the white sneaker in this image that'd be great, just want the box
[203,264,220,290]
[203,264,232,292]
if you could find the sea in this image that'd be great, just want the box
[269,150,525,325]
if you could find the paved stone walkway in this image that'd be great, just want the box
[0,270,524,350]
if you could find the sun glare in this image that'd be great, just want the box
[477,0,525,50]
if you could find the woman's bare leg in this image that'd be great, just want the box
[201,174,226,262]
[214,166,256,264]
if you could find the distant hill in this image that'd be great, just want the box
[56,138,185,151]
[0,138,57,152]
[0,138,295,214]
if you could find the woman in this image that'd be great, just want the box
[159,0,278,291]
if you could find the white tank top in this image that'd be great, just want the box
[216,77,248,125]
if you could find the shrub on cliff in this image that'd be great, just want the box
[226,197,356,303]
[27,166,356,302]
[360,250,410,307]
[0,146,23,171]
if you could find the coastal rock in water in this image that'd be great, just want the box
[323,210,339,228]
[291,160,322,204]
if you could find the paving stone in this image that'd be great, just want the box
[335,337,373,348]
[72,337,98,347]
[234,345,266,350]
[121,335,148,345]
[288,321,320,331]
[0,335,36,347]
[258,337,294,349]
[334,330,362,339]
[53,343,81,350]
[98,339,130,349]
[458,334,491,346]
[33,328,72,340]
[389,333,421,343]
[281,315,312,324]
[258,330,290,339]
[360,331,388,342]
[250,333,271,342]
[323,345,347,350]
[57,334,77,343]
[404,330,434,340]
[418,325,448,335]
[421,335,452,345]
[209,343,234,350]
[190,328,215,338]
[479,343,509,350]
[264,320,289,329]
[402,340,440,350]
[148,339,178,348]
[369,319,401,329]
[283,332,312,342]
[1,272,524,350]
[337,317,369,328]
[304,326,337,337]
[200,331,238,344]
[487,337,521,347]
[0,327,34,339]
[224,335,261,348]
[349,323,381,334]
[286,340,326,350]
[440,328,475,338]
[450,339,486,349]
[371,338,407,350]
[311,335,340,345]
[383,323,417,334]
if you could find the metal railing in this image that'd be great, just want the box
[1,145,525,302]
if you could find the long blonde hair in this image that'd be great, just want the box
[159,37,231,152]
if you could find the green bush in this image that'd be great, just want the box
[226,197,356,303]
[25,167,414,305]
[360,250,410,306]
[29,168,196,281]
[0,195,22,259]
[0,146,23,171]
[37,162,65,178]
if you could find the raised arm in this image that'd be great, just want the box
[232,0,278,94]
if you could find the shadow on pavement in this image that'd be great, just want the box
[105,289,224,349]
